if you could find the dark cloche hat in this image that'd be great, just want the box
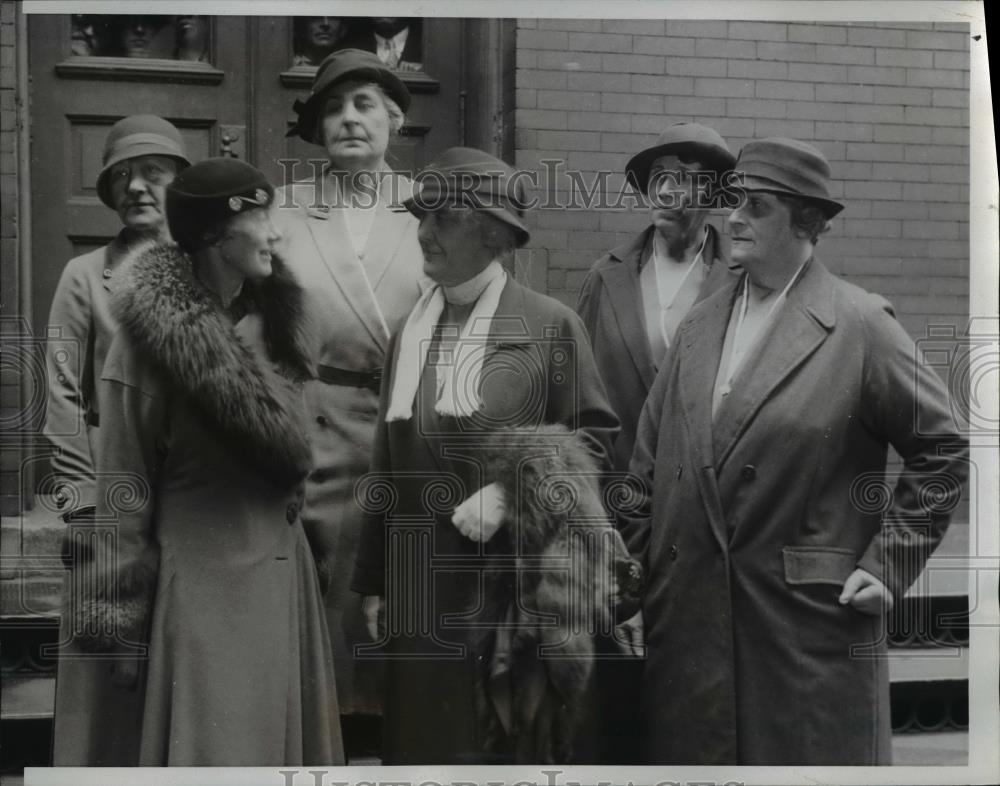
[166,157,274,252]
[96,114,191,208]
[625,122,736,192]
[403,147,532,247]
[735,137,844,218]
[287,48,411,145]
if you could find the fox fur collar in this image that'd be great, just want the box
[111,241,314,487]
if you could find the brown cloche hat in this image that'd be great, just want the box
[403,147,532,247]
[625,122,736,193]
[287,48,411,145]
[734,137,844,218]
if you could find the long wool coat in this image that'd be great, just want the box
[44,232,138,516]
[576,223,737,473]
[621,259,967,765]
[351,277,621,764]
[52,243,344,766]
[276,177,426,716]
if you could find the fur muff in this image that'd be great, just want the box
[69,536,160,652]
[470,424,642,763]
[111,241,315,487]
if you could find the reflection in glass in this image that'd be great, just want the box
[70,15,102,56]
[174,16,209,62]
[293,16,348,66]
[351,18,423,72]
[67,15,210,62]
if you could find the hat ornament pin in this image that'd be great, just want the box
[227,188,271,213]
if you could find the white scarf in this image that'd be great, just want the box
[386,261,507,421]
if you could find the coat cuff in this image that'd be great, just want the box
[350,560,384,597]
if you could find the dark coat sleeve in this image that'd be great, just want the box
[350,331,398,598]
[44,256,98,517]
[855,296,968,600]
[616,358,671,572]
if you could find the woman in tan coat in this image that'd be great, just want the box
[278,48,426,752]
[56,158,343,765]
[44,114,189,522]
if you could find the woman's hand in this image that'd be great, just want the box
[839,568,894,616]
[451,482,506,543]
[362,594,384,641]
[111,654,140,690]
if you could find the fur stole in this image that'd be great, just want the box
[470,424,643,763]
[111,241,314,487]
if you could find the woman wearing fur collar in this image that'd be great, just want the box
[54,159,344,765]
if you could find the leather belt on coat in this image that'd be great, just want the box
[316,364,382,394]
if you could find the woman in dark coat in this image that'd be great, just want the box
[352,148,625,764]
[622,139,967,765]
[56,158,344,765]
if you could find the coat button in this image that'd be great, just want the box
[102,269,112,279]
[669,544,679,561]
[741,464,757,481]
[316,415,328,426]
[286,503,298,524]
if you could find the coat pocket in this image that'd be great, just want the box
[782,546,877,656]
[782,546,856,587]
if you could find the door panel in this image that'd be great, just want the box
[29,14,249,337]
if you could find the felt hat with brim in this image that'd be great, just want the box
[166,157,274,253]
[287,48,411,145]
[734,137,844,218]
[403,147,531,247]
[96,114,190,208]
[625,122,736,193]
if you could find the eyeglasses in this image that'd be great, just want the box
[109,161,174,187]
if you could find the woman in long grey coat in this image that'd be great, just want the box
[55,159,343,765]
[278,49,425,740]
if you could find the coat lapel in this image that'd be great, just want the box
[301,197,391,352]
[602,230,656,389]
[676,279,740,553]
[361,200,408,292]
[361,176,418,293]
[711,259,836,468]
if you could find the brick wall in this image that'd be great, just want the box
[514,19,971,341]
[1,0,22,516]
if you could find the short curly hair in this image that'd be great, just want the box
[776,193,832,244]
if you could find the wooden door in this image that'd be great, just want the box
[28,13,252,337]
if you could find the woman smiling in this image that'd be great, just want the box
[59,158,343,766]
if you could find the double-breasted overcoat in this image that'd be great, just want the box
[276,176,426,716]
[621,259,967,765]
